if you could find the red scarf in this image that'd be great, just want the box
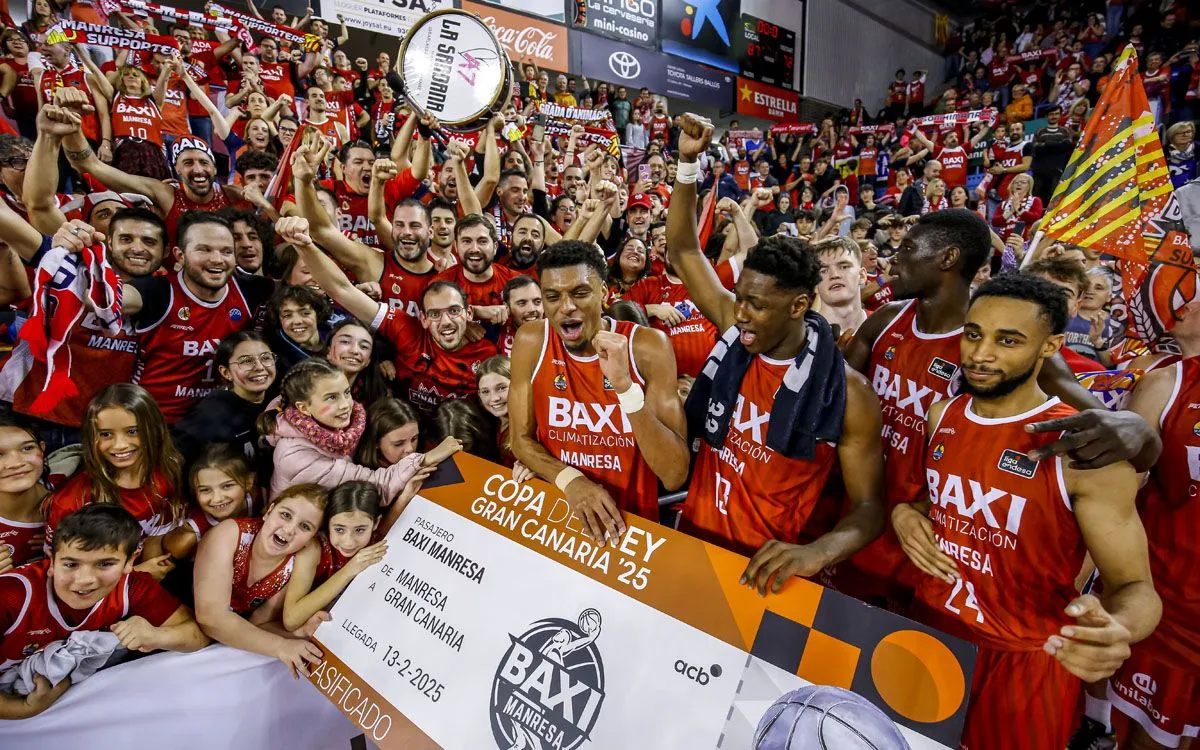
[1002,194,1034,238]
[921,195,948,214]
[282,402,366,456]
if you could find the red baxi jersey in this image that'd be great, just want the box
[914,396,1082,650]
[681,351,839,556]
[39,64,100,141]
[380,251,435,319]
[163,181,234,245]
[112,93,164,145]
[230,517,295,616]
[132,273,253,423]
[934,145,968,188]
[0,559,179,671]
[623,274,719,378]
[304,117,343,149]
[2,58,38,117]
[0,513,44,569]
[372,304,498,416]
[852,300,961,581]
[1137,357,1200,661]
[258,61,296,101]
[44,470,180,550]
[531,319,660,522]
[432,263,518,309]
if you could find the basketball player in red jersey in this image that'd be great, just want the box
[51,91,241,244]
[277,217,498,416]
[839,208,1161,606]
[301,86,348,149]
[1098,298,1200,750]
[510,241,689,541]
[292,141,435,318]
[663,114,885,582]
[895,274,1159,750]
[0,505,207,718]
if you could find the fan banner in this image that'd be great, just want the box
[308,453,976,750]
[44,21,179,55]
[1004,47,1058,65]
[538,103,620,155]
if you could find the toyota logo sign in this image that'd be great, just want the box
[608,51,640,80]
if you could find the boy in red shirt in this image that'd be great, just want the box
[0,505,207,718]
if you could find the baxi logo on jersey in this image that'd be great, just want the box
[490,609,606,750]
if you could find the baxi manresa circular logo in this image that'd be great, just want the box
[490,609,606,750]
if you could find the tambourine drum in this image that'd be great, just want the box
[398,9,513,132]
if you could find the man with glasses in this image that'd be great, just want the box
[275,217,498,417]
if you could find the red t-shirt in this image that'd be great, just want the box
[43,470,181,550]
[431,264,519,309]
[623,274,719,378]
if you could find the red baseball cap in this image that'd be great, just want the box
[628,193,653,211]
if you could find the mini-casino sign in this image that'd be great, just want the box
[490,609,606,750]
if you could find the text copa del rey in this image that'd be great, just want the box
[479,14,558,63]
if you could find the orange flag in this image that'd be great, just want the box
[697,184,719,251]
[1039,45,1197,355]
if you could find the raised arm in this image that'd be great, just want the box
[296,51,319,81]
[335,14,351,45]
[409,112,435,181]
[446,140,482,216]
[367,158,397,255]
[74,44,113,103]
[388,106,418,168]
[474,115,502,208]
[25,108,72,236]
[177,61,231,141]
[666,113,736,331]
[291,140,383,281]
[275,216,381,325]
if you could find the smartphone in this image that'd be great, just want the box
[638,163,652,183]
[532,122,545,142]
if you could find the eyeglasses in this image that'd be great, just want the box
[3,156,28,169]
[424,305,465,321]
[232,352,277,368]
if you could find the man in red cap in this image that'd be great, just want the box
[627,192,653,244]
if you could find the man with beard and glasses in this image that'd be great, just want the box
[894,273,1157,750]
[509,241,688,541]
[838,209,1162,609]
[498,275,544,357]
[50,93,241,245]
[292,144,435,319]
[665,113,885,582]
[0,207,167,445]
[500,213,546,277]
[433,214,518,330]
[50,212,272,424]
[277,217,497,416]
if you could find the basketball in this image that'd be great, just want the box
[577,608,602,635]
[753,686,911,750]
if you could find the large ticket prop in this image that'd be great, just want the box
[309,454,976,749]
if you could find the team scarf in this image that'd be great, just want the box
[18,242,122,416]
[45,20,180,55]
[1000,193,1035,238]
[1005,47,1058,65]
[847,124,894,136]
[207,4,321,53]
[905,108,998,136]
[538,103,619,156]
[770,123,816,136]
[921,194,948,215]
[104,0,256,52]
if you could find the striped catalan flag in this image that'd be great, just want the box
[1040,45,1197,354]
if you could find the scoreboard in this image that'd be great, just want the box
[736,13,796,91]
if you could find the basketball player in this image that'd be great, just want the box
[509,241,689,541]
[665,116,886,586]
[0,505,207,718]
[840,207,1160,605]
[810,236,868,342]
[292,141,435,318]
[1097,296,1200,750]
[895,274,1159,750]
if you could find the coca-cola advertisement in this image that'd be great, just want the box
[462,1,570,72]
[570,0,659,49]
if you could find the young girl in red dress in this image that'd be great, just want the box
[192,483,329,677]
[42,384,186,577]
[0,412,48,572]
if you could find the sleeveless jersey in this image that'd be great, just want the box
[163,180,234,245]
[329,179,379,249]
[112,93,164,146]
[853,300,961,580]
[715,257,741,291]
[380,250,435,319]
[0,560,178,670]
[0,313,137,428]
[44,470,180,550]
[2,58,38,117]
[258,61,295,101]
[230,517,296,616]
[184,493,253,540]
[681,352,839,556]
[316,534,351,582]
[915,396,1082,650]
[1138,357,1200,661]
[39,64,100,141]
[857,146,878,177]
[304,117,343,150]
[159,75,190,138]
[132,273,253,423]
[623,274,719,378]
[934,145,968,188]
[531,318,660,521]
[0,513,44,569]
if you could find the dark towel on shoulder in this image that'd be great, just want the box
[685,312,847,461]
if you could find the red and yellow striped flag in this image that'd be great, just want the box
[1040,45,1196,354]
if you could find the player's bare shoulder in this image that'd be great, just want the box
[842,363,883,430]
[510,317,547,363]
[629,323,676,377]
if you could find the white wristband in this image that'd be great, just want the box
[616,383,646,414]
[555,467,585,492]
[675,160,699,185]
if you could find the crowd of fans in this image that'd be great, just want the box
[0,0,1193,748]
